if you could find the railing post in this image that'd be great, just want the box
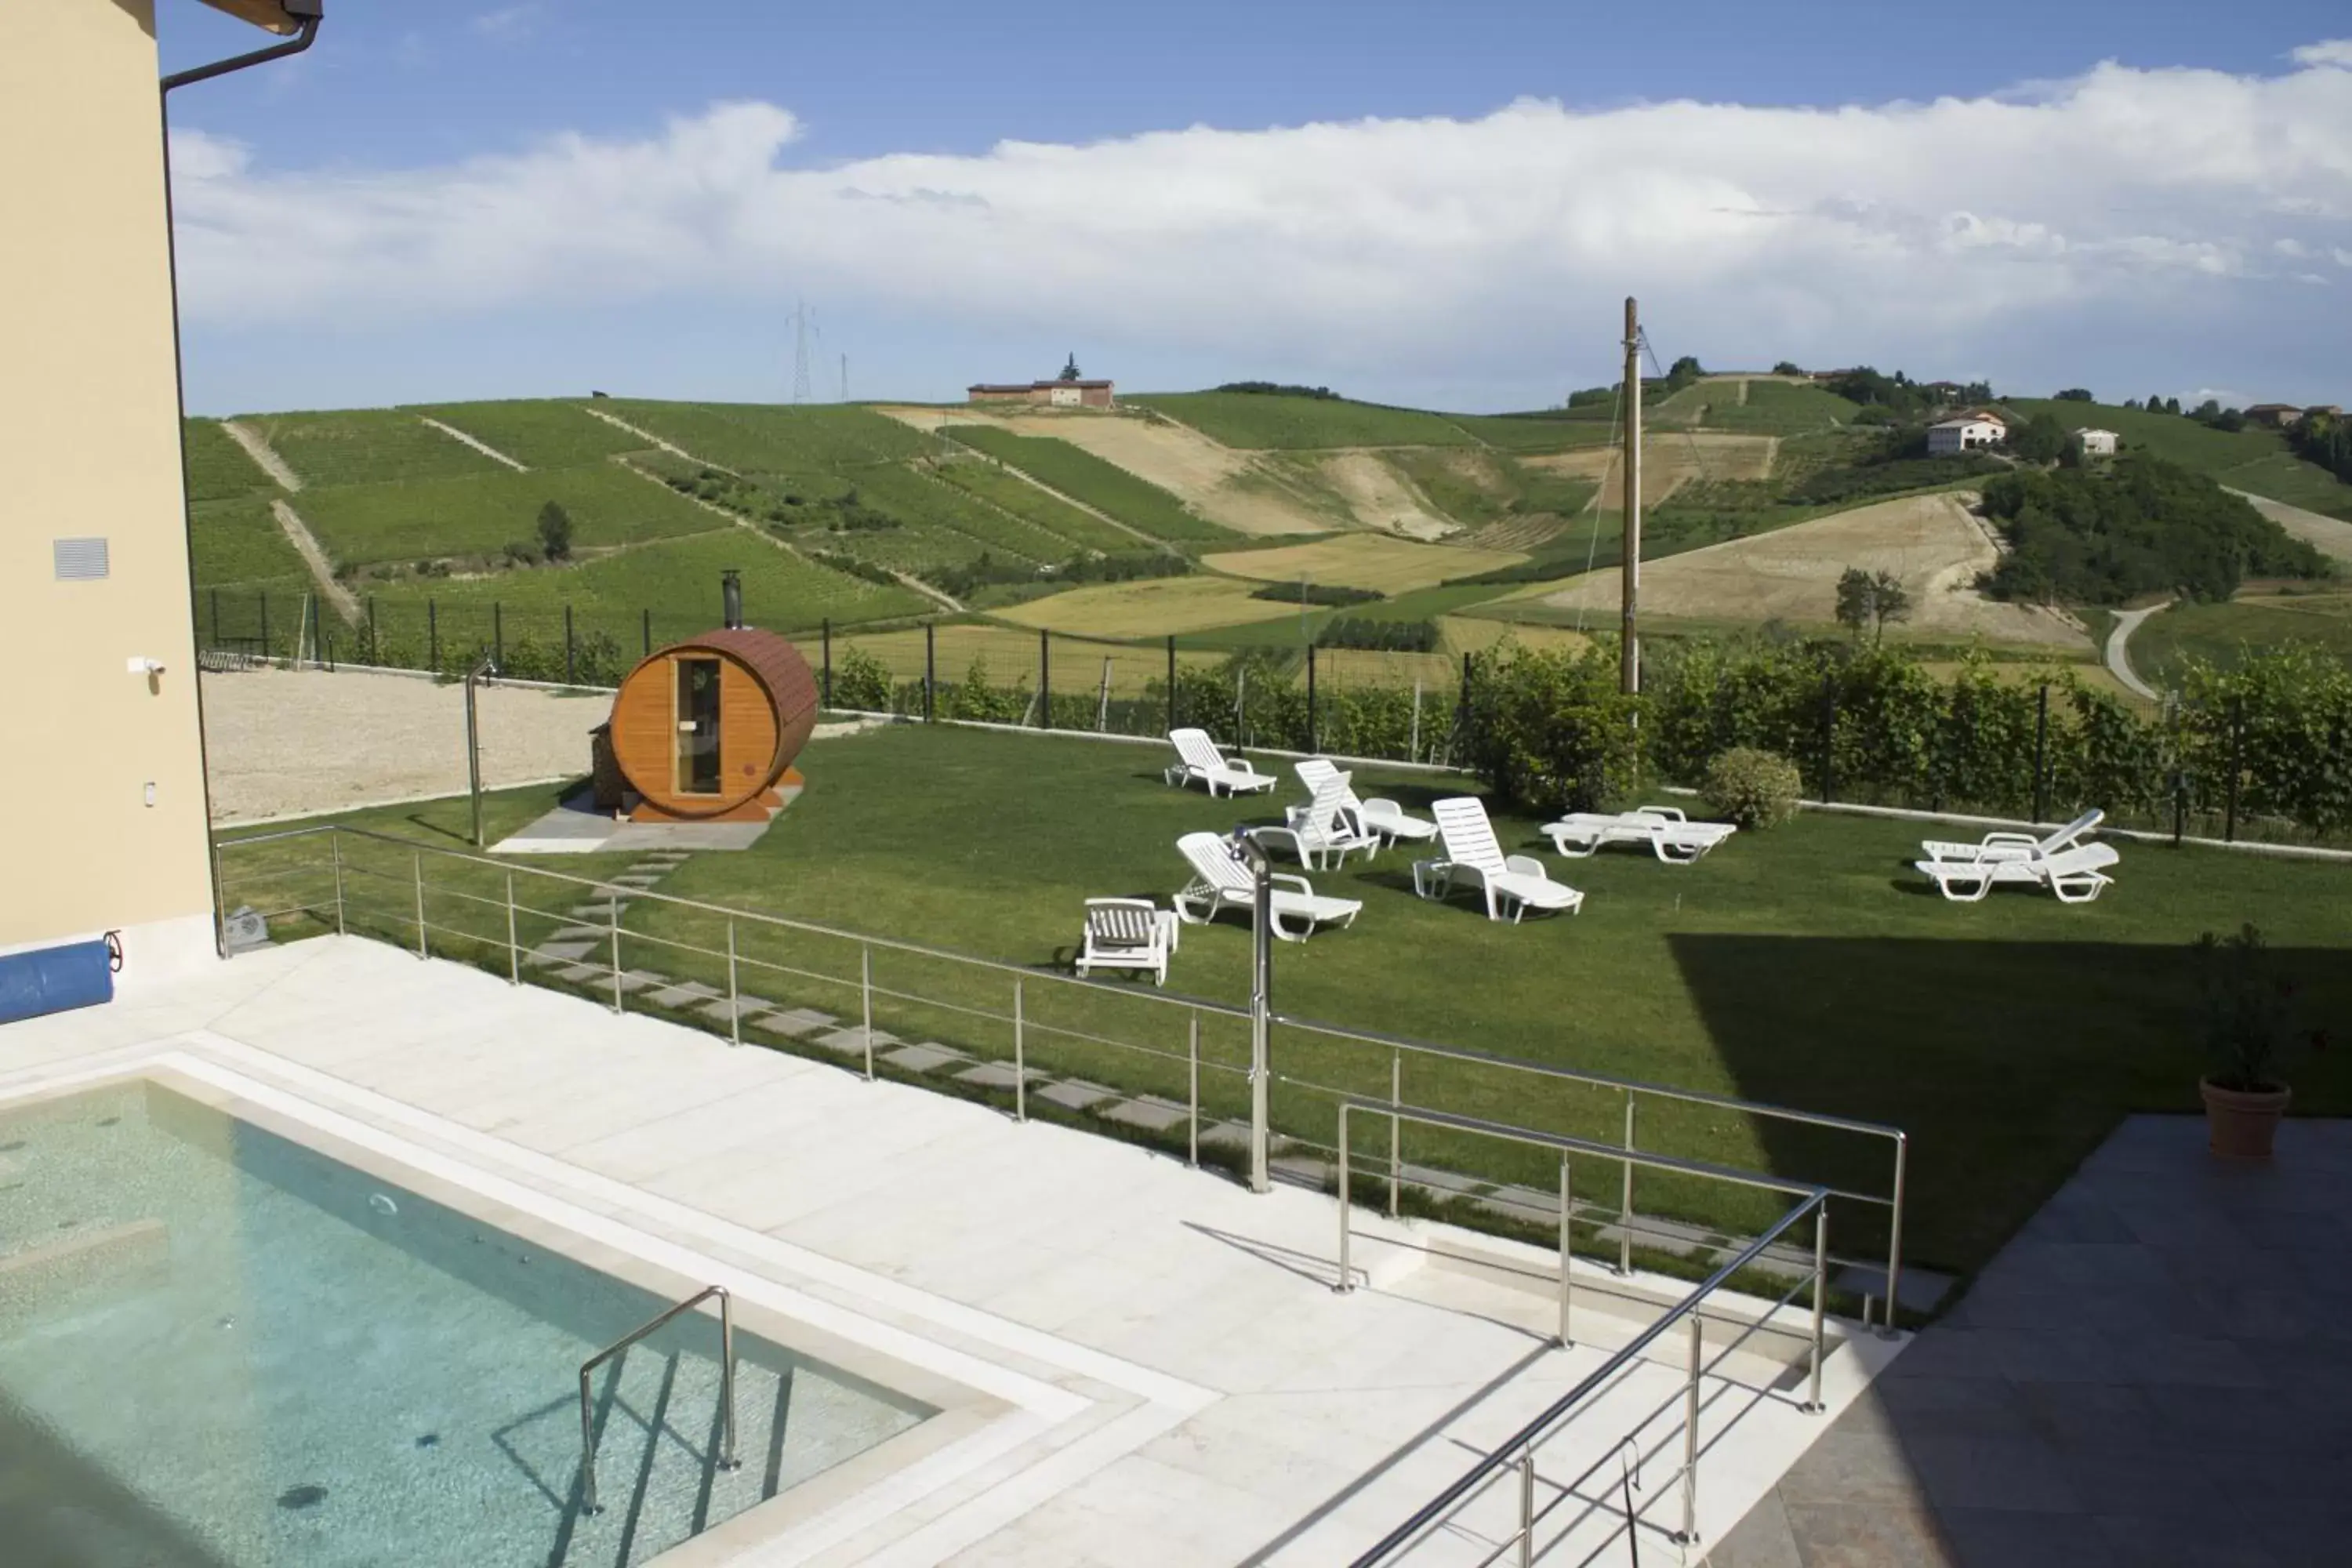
[260,591,270,662]
[1517,1449,1535,1568]
[427,598,437,671]
[717,1291,740,1474]
[609,889,623,1013]
[212,838,227,956]
[505,869,519,984]
[210,587,221,651]
[1679,1314,1703,1544]
[2225,696,2243,843]
[1014,978,1027,1122]
[2031,683,2050,822]
[726,919,741,1047]
[564,604,575,684]
[1620,1094,1637,1276]
[924,622,936,723]
[1187,1011,1200,1167]
[1039,627,1051,730]
[1558,1154,1573,1347]
[1388,1048,1402,1219]
[367,595,376,663]
[1884,1134,1908,1337]
[1165,634,1176,733]
[330,831,347,936]
[821,618,832,708]
[1808,1203,1828,1413]
[1306,642,1317,755]
[1247,844,1272,1196]
[860,942,876,1080]
[641,607,652,658]
[412,851,427,960]
[1335,1105,1352,1292]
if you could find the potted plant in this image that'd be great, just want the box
[2196,924,2325,1160]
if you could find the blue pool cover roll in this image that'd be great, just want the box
[0,939,115,1025]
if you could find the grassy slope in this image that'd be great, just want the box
[1134,392,1477,449]
[1696,381,1863,434]
[2005,399,2352,520]
[220,726,2352,1283]
[239,408,508,487]
[2132,590,2352,678]
[602,400,927,472]
[295,464,731,567]
[405,399,648,469]
[946,426,1224,542]
[1446,416,1619,454]
[183,418,274,503]
[931,459,1138,554]
[188,495,308,590]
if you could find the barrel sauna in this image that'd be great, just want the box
[605,628,819,822]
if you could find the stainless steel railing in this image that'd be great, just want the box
[578,1284,739,1517]
[215,821,1911,1326]
[1336,1102,1834,1566]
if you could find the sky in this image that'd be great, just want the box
[160,1,2352,416]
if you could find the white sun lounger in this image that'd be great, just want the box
[1920,808,2103,868]
[1074,898,1179,985]
[1914,841,2120,903]
[1431,798,1584,924]
[1543,805,1737,863]
[1295,757,1436,846]
[1261,768,1381,869]
[1173,832,1363,942]
[1164,728,1279,797]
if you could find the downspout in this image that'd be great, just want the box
[160,2,328,956]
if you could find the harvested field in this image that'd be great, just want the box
[2226,488,2352,566]
[201,667,604,824]
[1526,432,1777,509]
[1310,452,1457,539]
[878,405,1327,536]
[1203,533,1523,593]
[835,622,1225,695]
[1504,492,2088,649]
[993,575,1285,637]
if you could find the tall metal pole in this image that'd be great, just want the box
[465,654,497,848]
[1621,296,1642,696]
[1240,832,1274,1195]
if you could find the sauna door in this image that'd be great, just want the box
[674,656,723,794]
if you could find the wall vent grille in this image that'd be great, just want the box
[53,538,111,581]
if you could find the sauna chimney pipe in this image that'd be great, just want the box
[722,569,744,630]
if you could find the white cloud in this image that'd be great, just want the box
[2290,40,2352,68]
[471,5,546,42]
[164,47,2352,389]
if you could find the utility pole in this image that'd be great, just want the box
[840,352,849,403]
[790,299,815,404]
[1621,296,1642,696]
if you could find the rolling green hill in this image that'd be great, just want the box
[945,426,1222,540]
[1131,391,1479,449]
[2003,398,2352,520]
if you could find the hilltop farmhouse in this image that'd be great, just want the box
[2076,427,2119,456]
[969,353,1114,409]
[1926,410,2008,455]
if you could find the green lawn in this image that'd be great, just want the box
[1694,381,1864,435]
[1445,416,1621,454]
[2002,399,2352,520]
[296,464,732,568]
[405,399,650,469]
[1132,392,1477,449]
[183,418,274,503]
[946,426,1225,541]
[217,724,2352,1294]
[2133,591,2352,678]
[600,401,928,473]
[238,408,510,487]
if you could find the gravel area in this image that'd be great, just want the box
[201,668,608,824]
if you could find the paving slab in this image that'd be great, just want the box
[1034,1079,1118,1112]
[695,996,778,1025]
[952,1061,1039,1091]
[644,981,722,1009]
[746,1007,838,1040]
[811,1025,897,1058]
[1101,1097,1190,1133]
[882,1043,967,1075]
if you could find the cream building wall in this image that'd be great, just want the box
[0,0,220,982]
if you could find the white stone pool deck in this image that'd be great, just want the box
[0,938,1900,1566]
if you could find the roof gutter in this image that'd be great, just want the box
[162,0,324,93]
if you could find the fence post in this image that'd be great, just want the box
[1620,1094,1636,1276]
[608,890,623,1014]
[642,608,652,658]
[1410,677,1423,764]
[1518,1450,1535,1568]
[210,588,220,650]
[1679,1315,1703,1544]
[2032,683,2051,822]
[368,596,377,663]
[1306,644,1318,755]
[1807,1203,1829,1413]
[260,592,270,662]
[1557,1153,1574,1347]
[1248,843,1272,1196]
[505,869,519,985]
[1820,681,1838,803]
[2225,698,2243,843]
[860,942,876,1080]
[1166,635,1177,733]
[1038,629,1051,729]
[1456,651,1474,748]
[1014,978,1026,1122]
[412,851,427,960]
[1388,1048,1401,1219]
[330,832,347,936]
[564,605,575,684]
[1187,1011,1200,1167]
[428,600,438,671]
[493,602,503,670]
[924,623,936,723]
[821,619,833,708]
[726,920,741,1047]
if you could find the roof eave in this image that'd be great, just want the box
[194,0,308,37]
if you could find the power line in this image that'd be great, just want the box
[789,299,818,403]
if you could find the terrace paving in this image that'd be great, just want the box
[1711,1114,2352,1568]
[0,938,1897,1564]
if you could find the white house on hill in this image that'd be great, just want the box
[2077,427,2118,456]
[1927,412,2007,455]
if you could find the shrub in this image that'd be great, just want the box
[830,646,892,710]
[1316,616,1438,652]
[1249,580,1382,607]
[1701,746,1803,829]
[535,501,573,561]
[502,539,539,568]
[1461,640,1642,813]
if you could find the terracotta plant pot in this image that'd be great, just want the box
[2201,1077,2292,1160]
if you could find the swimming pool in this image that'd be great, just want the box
[0,1078,935,1566]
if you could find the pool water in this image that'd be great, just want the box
[0,1081,931,1567]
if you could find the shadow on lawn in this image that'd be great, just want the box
[1665,933,2352,1280]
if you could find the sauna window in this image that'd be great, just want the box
[675,656,722,794]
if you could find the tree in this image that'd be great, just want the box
[1772,360,1804,376]
[2055,387,2096,402]
[2006,412,2072,463]
[1835,566,1911,644]
[2164,397,2181,416]
[535,501,574,562]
